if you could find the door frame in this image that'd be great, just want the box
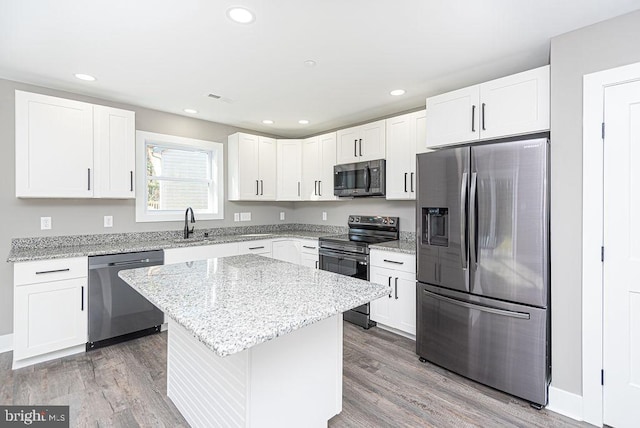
[582,61,640,426]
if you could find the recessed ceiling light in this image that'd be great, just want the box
[74,73,96,81]
[390,89,406,96]
[262,119,274,125]
[303,60,317,67]
[226,7,255,24]
[298,119,309,125]
[184,108,198,114]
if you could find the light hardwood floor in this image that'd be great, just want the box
[0,323,589,427]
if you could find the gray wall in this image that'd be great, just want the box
[549,9,640,395]
[0,78,295,336]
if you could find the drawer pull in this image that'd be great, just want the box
[383,259,404,265]
[36,268,70,275]
[248,246,265,250]
[81,286,85,311]
[302,245,316,249]
[423,290,530,320]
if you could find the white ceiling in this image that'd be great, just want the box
[1,1,639,138]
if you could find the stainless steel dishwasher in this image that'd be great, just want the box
[87,250,164,350]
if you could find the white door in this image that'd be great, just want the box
[385,112,416,200]
[94,106,135,198]
[425,85,480,148]
[276,140,302,201]
[359,119,386,161]
[258,137,277,200]
[603,79,640,428]
[336,126,360,164]
[301,137,320,200]
[237,133,260,200]
[318,133,337,200]
[369,266,394,326]
[391,271,417,335]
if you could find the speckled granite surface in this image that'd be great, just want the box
[118,254,388,357]
[370,239,416,255]
[7,224,348,262]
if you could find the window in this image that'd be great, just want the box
[135,131,224,222]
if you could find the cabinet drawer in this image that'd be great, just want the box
[370,251,415,273]
[299,239,319,255]
[239,239,273,254]
[14,257,88,286]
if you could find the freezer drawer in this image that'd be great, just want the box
[416,283,549,406]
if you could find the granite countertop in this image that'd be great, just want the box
[7,225,415,262]
[118,254,388,357]
[6,228,337,263]
[370,239,416,255]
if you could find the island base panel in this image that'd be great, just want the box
[167,316,343,427]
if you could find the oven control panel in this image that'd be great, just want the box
[348,215,399,228]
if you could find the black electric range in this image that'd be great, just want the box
[318,215,399,328]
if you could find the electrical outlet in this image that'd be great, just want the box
[240,212,251,222]
[322,212,327,221]
[104,215,113,228]
[40,217,51,230]
[234,213,240,222]
[280,212,285,221]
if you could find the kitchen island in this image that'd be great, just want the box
[119,254,387,428]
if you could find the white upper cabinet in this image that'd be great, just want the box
[276,139,302,201]
[336,119,386,164]
[301,132,338,201]
[94,106,135,198]
[425,65,549,148]
[228,133,277,201]
[15,91,135,199]
[385,110,425,200]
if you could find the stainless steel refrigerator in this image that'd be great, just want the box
[416,137,550,407]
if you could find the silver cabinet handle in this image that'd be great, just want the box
[383,259,404,265]
[471,105,476,132]
[36,268,70,275]
[481,103,486,131]
[130,171,134,192]
[423,289,530,319]
[394,277,398,300]
[387,276,392,298]
[248,246,265,250]
[88,168,91,191]
[460,172,468,270]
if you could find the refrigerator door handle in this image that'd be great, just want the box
[422,290,530,320]
[460,172,468,269]
[470,172,478,267]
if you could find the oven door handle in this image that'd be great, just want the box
[319,248,367,263]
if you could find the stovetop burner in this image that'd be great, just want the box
[319,215,400,250]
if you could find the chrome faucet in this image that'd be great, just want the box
[184,207,196,239]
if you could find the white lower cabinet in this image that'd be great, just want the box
[238,239,273,257]
[299,240,319,269]
[369,251,416,337]
[271,238,319,268]
[13,257,88,368]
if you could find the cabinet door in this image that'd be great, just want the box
[300,253,318,269]
[479,65,550,140]
[13,278,87,360]
[318,133,338,200]
[391,271,417,335]
[301,137,321,200]
[237,133,260,200]
[369,266,394,326]
[359,119,386,161]
[258,137,277,200]
[385,112,417,200]
[336,126,360,164]
[94,106,135,198]
[276,140,302,201]
[426,85,480,148]
[15,91,94,198]
[272,240,301,264]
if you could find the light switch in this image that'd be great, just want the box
[240,212,251,221]
[234,213,240,222]
[104,215,113,228]
[40,217,51,230]
[280,212,285,221]
[322,212,327,221]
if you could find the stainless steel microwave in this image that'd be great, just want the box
[333,159,386,197]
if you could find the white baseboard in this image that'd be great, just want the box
[546,386,584,422]
[0,333,13,354]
